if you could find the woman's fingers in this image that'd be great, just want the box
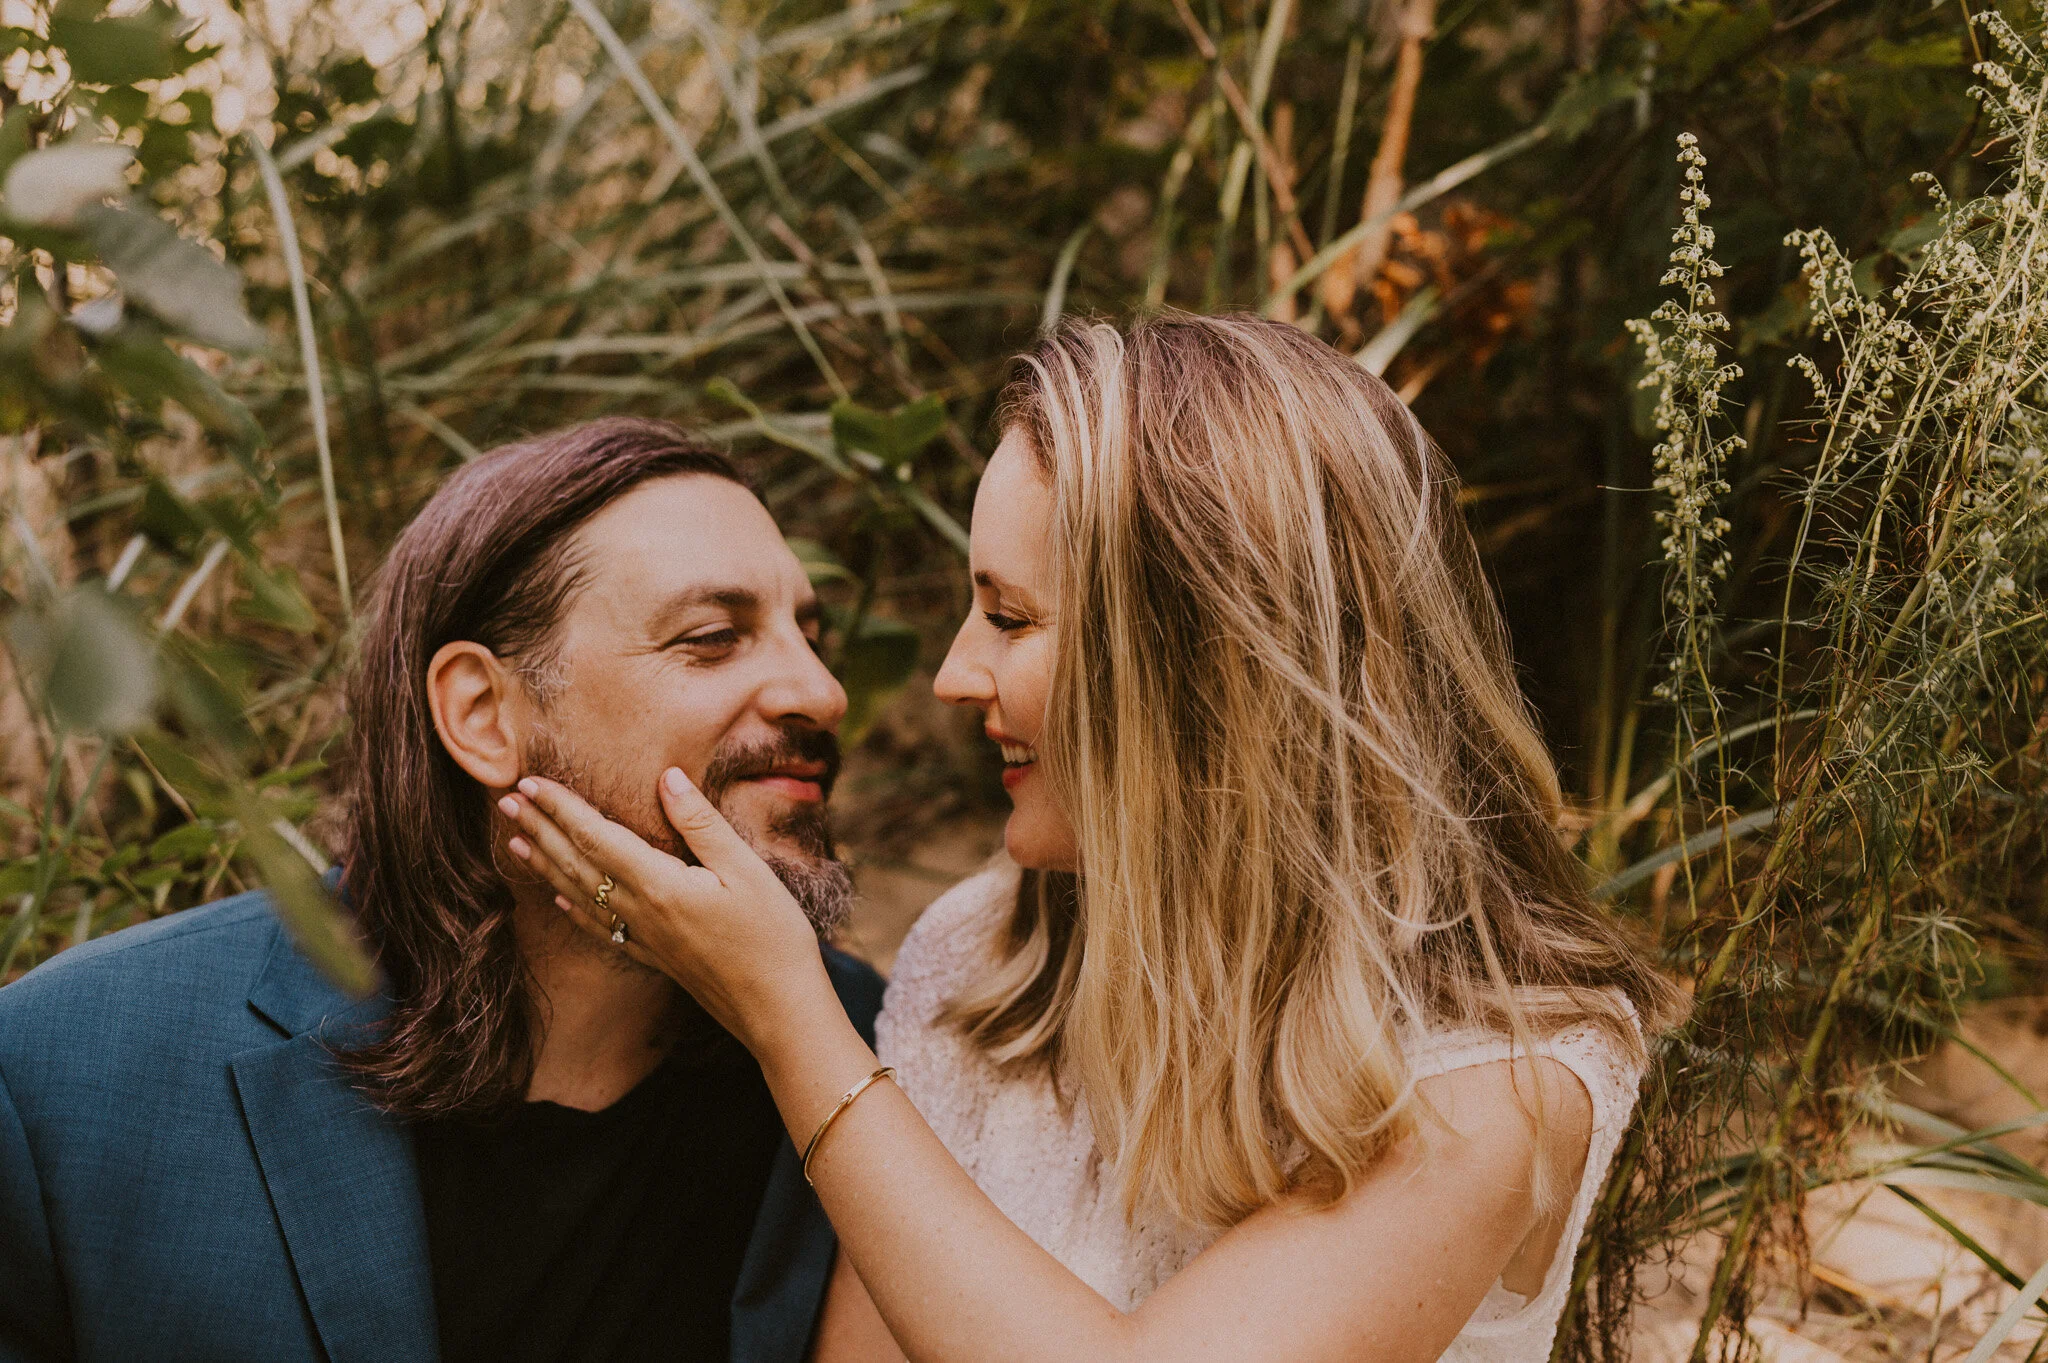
[518,776,683,890]
[500,792,602,900]
[656,766,766,884]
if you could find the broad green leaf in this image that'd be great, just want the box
[160,639,258,756]
[94,328,265,446]
[131,729,232,810]
[5,586,158,733]
[235,559,320,634]
[233,792,377,1000]
[0,107,33,181]
[77,204,263,351]
[50,0,189,86]
[138,478,207,554]
[148,820,220,863]
[835,614,921,742]
[136,122,192,178]
[830,395,947,470]
[94,85,148,128]
[1,141,132,226]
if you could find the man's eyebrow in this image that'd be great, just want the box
[649,585,762,622]
[795,596,823,627]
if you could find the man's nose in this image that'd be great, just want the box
[761,632,849,731]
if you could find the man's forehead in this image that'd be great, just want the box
[568,474,803,612]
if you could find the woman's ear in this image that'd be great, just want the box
[427,641,524,789]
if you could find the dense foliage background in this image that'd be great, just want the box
[4,0,2044,1355]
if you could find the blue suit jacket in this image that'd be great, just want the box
[0,888,884,1363]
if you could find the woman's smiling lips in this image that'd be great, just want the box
[989,729,1037,791]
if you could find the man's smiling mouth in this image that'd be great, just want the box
[737,760,829,803]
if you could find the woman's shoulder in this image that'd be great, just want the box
[1403,997,1648,1135]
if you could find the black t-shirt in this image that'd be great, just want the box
[413,1041,785,1363]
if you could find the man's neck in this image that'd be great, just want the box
[512,890,687,1111]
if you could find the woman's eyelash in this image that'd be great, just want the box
[983,611,1029,633]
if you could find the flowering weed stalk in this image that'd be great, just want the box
[1562,19,2048,1360]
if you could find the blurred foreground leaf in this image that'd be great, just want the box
[77,205,262,351]
[0,141,131,226]
[232,791,378,1000]
[831,395,947,472]
[835,612,920,743]
[5,586,157,733]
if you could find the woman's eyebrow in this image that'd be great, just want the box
[972,569,1042,610]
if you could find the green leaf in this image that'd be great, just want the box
[95,85,148,128]
[234,559,319,634]
[138,478,207,554]
[0,107,34,182]
[50,0,189,86]
[0,860,40,898]
[178,91,213,134]
[233,792,378,999]
[0,141,132,226]
[148,819,219,863]
[94,327,266,446]
[136,121,192,179]
[1868,36,1964,68]
[830,395,948,471]
[130,729,231,811]
[325,56,379,105]
[1544,70,1636,140]
[835,614,921,742]
[5,586,158,734]
[160,639,257,756]
[77,204,263,351]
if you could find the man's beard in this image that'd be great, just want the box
[520,725,854,944]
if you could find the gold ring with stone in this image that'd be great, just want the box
[608,913,630,946]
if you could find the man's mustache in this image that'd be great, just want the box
[700,727,842,804]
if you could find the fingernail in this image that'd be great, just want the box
[555,895,572,912]
[664,767,689,795]
[517,778,540,797]
[508,837,530,860]
[498,795,520,817]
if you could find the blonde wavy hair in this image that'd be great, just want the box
[946,312,1682,1231]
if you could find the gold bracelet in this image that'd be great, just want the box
[801,1065,896,1186]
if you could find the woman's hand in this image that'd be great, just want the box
[498,767,830,1053]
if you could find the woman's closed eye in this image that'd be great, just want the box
[983,610,1032,633]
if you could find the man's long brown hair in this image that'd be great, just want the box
[336,418,746,1119]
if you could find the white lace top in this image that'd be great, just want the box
[874,859,1646,1362]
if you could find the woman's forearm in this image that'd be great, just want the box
[752,988,1134,1363]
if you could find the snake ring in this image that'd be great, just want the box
[592,874,627,945]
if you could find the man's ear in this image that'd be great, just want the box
[427,641,526,790]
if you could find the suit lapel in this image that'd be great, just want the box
[729,1136,834,1363]
[231,918,437,1363]
[730,950,885,1363]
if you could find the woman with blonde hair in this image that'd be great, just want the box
[500,312,1680,1361]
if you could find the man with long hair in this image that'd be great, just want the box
[0,418,883,1363]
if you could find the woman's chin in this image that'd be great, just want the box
[1002,810,1080,873]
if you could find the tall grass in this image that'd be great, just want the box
[0,0,2024,1354]
[1564,16,2048,1358]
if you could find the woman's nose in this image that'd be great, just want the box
[933,623,993,709]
